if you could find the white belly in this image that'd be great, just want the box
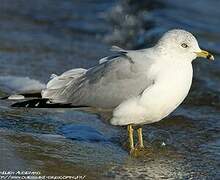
[111,62,193,126]
[140,68,192,123]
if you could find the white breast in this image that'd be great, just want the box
[111,61,193,126]
[141,61,193,122]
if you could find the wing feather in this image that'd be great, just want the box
[42,50,155,108]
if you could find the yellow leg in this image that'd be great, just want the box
[137,127,144,148]
[127,125,134,151]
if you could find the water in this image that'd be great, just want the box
[0,0,219,179]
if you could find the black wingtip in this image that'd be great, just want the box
[11,99,71,108]
[11,99,88,108]
[11,99,48,108]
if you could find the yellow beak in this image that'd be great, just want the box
[195,50,214,60]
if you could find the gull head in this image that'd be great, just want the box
[156,29,214,62]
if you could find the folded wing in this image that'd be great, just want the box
[42,49,154,108]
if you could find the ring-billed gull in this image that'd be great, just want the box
[12,29,214,155]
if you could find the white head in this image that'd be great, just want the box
[156,29,214,62]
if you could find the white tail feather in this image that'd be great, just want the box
[42,68,87,102]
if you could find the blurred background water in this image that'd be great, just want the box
[0,0,219,179]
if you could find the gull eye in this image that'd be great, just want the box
[181,43,188,48]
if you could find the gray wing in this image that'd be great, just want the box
[42,50,155,108]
